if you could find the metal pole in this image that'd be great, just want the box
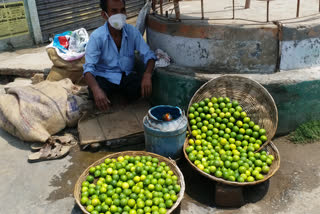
[267,0,269,22]
[201,0,204,20]
[173,0,180,21]
[245,0,251,9]
[152,0,156,12]
[296,0,300,17]
[26,0,43,44]
[160,0,163,15]
[233,0,235,19]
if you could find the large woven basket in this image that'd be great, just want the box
[187,75,278,151]
[183,138,280,186]
[74,151,185,214]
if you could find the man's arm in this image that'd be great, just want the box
[84,73,110,111]
[83,35,110,111]
[141,59,155,97]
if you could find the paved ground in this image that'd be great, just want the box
[0,123,319,214]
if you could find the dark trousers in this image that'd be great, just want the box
[89,72,142,103]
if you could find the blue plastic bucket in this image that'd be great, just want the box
[143,105,187,159]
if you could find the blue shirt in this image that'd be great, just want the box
[83,22,156,85]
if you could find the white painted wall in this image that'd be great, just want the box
[280,38,320,70]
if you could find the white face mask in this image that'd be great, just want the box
[105,12,127,30]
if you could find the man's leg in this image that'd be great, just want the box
[120,72,142,102]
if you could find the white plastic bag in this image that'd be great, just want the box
[155,49,171,68]
[136,1,152,35]
[143,105,187,132]
[69,28,89,53]
[47,28,89,61]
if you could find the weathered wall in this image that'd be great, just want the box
[279,15,320,70]
[0,0,34,51]
[147,16,278,73]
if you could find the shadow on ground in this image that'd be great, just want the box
[0,129,31,151]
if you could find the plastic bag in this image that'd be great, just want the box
[143,105,187,132]
[47,28,89,61]
[69,28,89,53]
[136,1,152,35]
[155,49,171,68]
[52,31,72,51]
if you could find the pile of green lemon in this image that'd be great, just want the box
[80,155,181,214]
[186,97,274,182]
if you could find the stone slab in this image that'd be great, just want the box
[0,46,52,75]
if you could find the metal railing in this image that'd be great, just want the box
[151,0,320,22]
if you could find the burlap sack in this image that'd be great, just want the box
[46,66,85,85]
[0,79,90,142]
[46,48,85,85]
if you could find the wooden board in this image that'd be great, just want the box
[78,99,150,146]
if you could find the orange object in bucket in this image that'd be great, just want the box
[162,113,173,121]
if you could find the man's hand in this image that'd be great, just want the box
[141,72,152,98]
[84,73,111,112]
[92,87,111,111]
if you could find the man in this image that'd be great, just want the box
[84,0,156,111]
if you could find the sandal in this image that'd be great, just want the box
[28,142,71,163]
[30,134,77,151]
[30,142,45,152]
[51,134,78,147]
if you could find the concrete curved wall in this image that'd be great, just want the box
[147,15,320,72]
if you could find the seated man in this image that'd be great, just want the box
[84,0,156,111]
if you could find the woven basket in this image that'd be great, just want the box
[74,151,185,214]
[183,138,280,186]
[187,75,278,151]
